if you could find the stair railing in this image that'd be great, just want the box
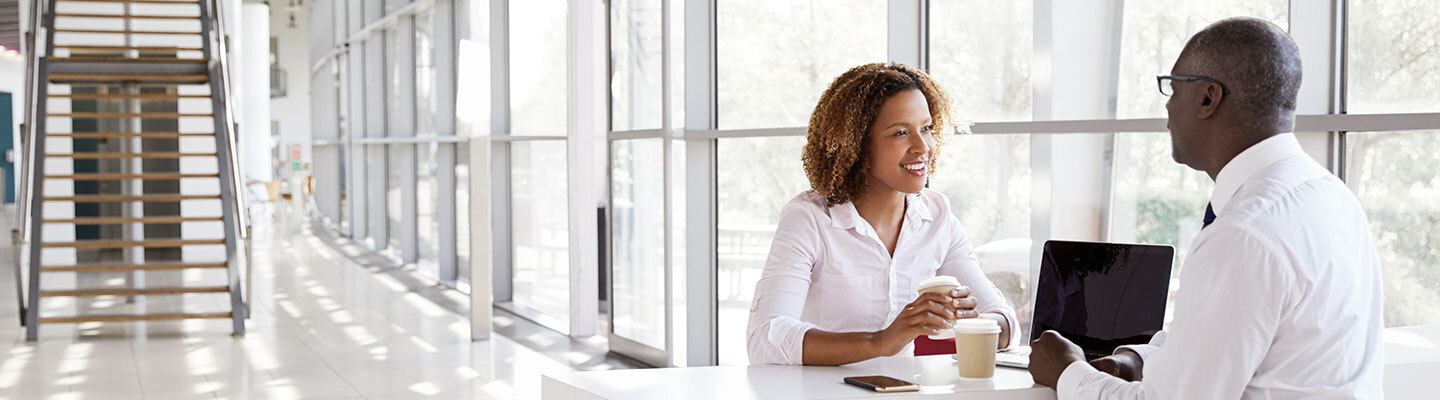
[198,0,250,329]
[13,0,57,329]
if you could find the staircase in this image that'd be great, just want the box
[12,0,248,340]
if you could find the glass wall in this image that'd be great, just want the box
[1346,0,1440,328]
[609,0,663,131]
[715,136,808,365]
[610,139,666,349]
[299,0,1440,365]
[509,0,568,136]
[310,0,459,286]
[929,0,1033,122]
[510,141,572,326]
[715,0,885,129]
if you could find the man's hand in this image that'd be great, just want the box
[1089,350,1144,381]
[1028,330,1086,388]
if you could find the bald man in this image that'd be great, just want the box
[1027,17,1385,399]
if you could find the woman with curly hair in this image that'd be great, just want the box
[746,63,1019,366]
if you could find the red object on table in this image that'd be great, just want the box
[913,335,956,356]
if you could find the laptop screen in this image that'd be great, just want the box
[1030,240,1175,355]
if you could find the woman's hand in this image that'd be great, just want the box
[872,287,976,356]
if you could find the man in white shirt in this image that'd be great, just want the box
[1027,17,1385,399]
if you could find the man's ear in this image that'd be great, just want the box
[1196,83,1224,119]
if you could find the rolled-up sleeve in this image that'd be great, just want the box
[937,216,1021,348]
[747,204,823,365]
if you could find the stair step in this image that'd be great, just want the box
[43,262,227,273]
[52,93,211,100]
[42,238,226,249]
[46,152,216,159]
[44,194,221,203]
[41,286,230,297]
[55,44,204,52]
[49,112,213,118]
[47,171,218,179]
[48,132,214,139]
[41,312,231,324]
[51,57,207,63]
[55,29,199,35]
[57,13,200,20]
[44,216,224,224]
[49,74,209,84]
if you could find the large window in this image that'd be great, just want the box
[610,139,667,349]
[610,0,663,131]
[1345,131,1440,327]
[509,0,568,135]
[1111,0,1286,271]
[1115,1,1287,119]
[1346,0,1440,328]
[715,0,886,129]
[510,140,571,326]
[1347,0,1440,114]
[928,134,1033,334]
[929,0,1033,122]
[715,136,808,365]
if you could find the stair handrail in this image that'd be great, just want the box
[14,0,56,326]
[15,0,47,253]
[201,0,252,322]
[201,0,250,243]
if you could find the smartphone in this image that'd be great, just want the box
[843,375,920,392]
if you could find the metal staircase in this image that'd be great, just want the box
[12,0,248,340]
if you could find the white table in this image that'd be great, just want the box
[544,325,1440,399]
[542,355,1053,400]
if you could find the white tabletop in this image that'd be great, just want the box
[542,355,1054,400]
[544,326,1440,399]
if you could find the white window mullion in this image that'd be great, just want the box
[566,0,605,338]
[1289,0,1347,175]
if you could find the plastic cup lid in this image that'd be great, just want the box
[916,275,961,291]
[953,318,1000,334]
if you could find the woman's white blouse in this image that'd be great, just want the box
[746,189,1020,365]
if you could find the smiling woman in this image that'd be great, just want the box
[746,63,1020,367]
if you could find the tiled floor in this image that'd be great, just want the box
[0,206,635,399]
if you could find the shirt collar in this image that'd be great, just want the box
[1209,133,1304,216]
[828,192,936,231]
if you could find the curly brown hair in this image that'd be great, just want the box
[802,62,958,206]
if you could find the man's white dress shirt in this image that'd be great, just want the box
[747,189,1020,365]
[1057,133,1385,399]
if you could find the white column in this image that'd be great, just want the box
[566,0,604,338]
[683,0,718,367]
[1289,0,1344,172]
[1031,0,1122,273]
[240,4,273,183]
[887,0,926,69]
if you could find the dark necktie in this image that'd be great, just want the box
[1203,203,1217,229]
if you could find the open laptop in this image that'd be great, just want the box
[993,240,1175,368]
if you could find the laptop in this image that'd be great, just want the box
[993,240,1175,368]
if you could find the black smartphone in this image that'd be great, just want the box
[843,375,920,392]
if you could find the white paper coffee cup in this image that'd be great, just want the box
[916,276,962,340]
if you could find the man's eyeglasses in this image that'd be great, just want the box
[1157,75,1230,97]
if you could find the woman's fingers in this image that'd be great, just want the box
[955,296,978,310]
[913,292,955,309]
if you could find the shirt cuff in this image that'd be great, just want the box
[768,318,818,365]
[1055,359,1096,399]
[1115,344,1158,361]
